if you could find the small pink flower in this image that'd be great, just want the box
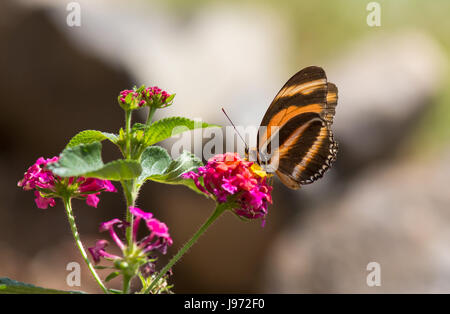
[182,153,272,225]
[146,219,171,243]
[79,178,117,193]
[118,86,173,110]
[18,157,59,191]
[88,207,173,264]
[100,218,127,251]
[34,190,56,209]
[131,206,173,254]
[88,240,120,264]
[129,206,153,221]
[140,86,173,108]
[118,89,140,110]
[85,194,100,208]
[18,157,117,209]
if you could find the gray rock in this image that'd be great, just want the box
[329,30,447,170]
[0,0,132,277]
[295,30,448,202]
[264,150,450,293]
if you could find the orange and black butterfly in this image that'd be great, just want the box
[249,66,338,189]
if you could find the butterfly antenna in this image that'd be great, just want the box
[222,107,249,152]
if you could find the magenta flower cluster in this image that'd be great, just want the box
[89,206,173,264]
[17,157,116,209]
[118,86,172,109]
[182,153,272,225]
[141,86,171,107]
[119,89,145,107]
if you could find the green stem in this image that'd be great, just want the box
[146,106,157,125]
[123,274,131,294]
[144,202,228,294]
[122,180,137,248]
[125,110,132,159]
[121,178,138,294]
[63,197,109,294]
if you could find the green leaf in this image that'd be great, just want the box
[48,142,104,177]
[94,265,110,270]
[137,146,172,185]
[48,142,142,181]
[144,117,220,146]
[151,151,203,182]
[66,130,118,148]
[105,272,120,282]
[85,159,142,180]
[144,150,205,194]
[0,277,83,294]
[165,93,176,103]
[131,123,148,132]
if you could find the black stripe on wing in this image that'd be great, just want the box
[260,66,328,127]
[261,112,321,165]
[277,118,324,175]
[277,119,338,185]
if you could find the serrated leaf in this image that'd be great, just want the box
[144,117,220,146]
[0,277,83,294]
[144,150,205,194]
[151,151,203,181]
[137,146,172,185]
[48,142,104,177]
[131,123,148,132]
[66,130,118,148]
[48,142,142,181]
[85,159,142,180]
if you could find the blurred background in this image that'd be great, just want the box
[1,0,449,293]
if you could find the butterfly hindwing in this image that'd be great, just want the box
[323,82,338,124]
[257,66,338,189]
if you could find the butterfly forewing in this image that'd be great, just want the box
[258,66,328,149]
[257,66,338,189]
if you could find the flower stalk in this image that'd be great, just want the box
[145,202,230,293]
[146,106,157,125]
[125,109,132,159]
[63,197,109,294]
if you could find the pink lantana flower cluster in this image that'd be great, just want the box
[17,157,116,209]
[118,89,144,108]
[182,153,272,225]
[118,85,173,110]
[140,86,172,108]
[89,206,173,277]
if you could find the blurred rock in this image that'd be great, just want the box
[293,30,448,205]
[329,30,447,176]
[3,0,448,295]
[264,150,450,293]
[24,0,288,126]
[0,0,132,286]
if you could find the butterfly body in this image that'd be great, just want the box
[253,66,338,189]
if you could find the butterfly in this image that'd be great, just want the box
[248,66,338,189]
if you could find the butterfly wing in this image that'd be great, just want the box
[257,66,338,189]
